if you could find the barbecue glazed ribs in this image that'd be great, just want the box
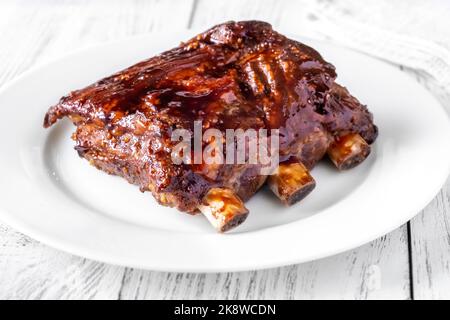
[44,21,378,232]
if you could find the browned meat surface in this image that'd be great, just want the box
[44,21,377,231]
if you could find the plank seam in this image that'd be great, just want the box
[407,221,415,300]
[117,268,129,300]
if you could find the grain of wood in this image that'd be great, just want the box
[407,70,450,299]
[0,0,448,300]
[399,67,450,299]
[410,181,450,299]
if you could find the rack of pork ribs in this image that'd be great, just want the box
[44,21,378,232]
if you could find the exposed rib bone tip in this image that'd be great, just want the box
[198,188,249,233]
[327,133,371,170]
[268,162,316,206]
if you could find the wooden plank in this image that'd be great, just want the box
[404,68,450,300]
[0,224,125,299]
[410,181,450,299]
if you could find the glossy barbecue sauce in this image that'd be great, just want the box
[98,21,336,133]
[44,21,378,213]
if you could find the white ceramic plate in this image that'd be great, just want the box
[0,31,449,272]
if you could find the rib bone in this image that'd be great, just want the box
[198,188,249,232]
[268,162,316,206]
[327,133,371,170]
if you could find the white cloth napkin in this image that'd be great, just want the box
[280,0,450,110]
[314,15,450,91]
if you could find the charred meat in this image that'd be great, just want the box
[44,21,377,232]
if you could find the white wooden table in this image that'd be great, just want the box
[0,0,449,300]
